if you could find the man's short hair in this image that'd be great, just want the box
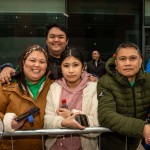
[116,42,141,56]
[92,50,100,55]
[45,23,69,39]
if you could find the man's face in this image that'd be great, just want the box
[115,47,142,82]
[46,27,68,58]
[92,51,100,61]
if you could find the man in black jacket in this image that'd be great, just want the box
[86,50,106,78]
[45,23,69,79]
[0,23,69,83]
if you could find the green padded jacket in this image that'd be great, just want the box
[97,57,150,150]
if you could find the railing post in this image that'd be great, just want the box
[0,119,3,140]
[42,135,45,150]
[11,136,14,150]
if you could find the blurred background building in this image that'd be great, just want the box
[0,0,149,65]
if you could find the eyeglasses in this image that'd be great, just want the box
[116,56,139,62]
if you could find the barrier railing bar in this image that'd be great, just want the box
[11,136,14,150]
[0,127,111,137]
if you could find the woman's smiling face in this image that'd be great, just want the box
[23,50,47,84]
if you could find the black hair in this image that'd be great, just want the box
[116,42,141,56]
[56,47,85,79]
[60,47,84,66]
[45,23,69,39]
[92,50,100,55]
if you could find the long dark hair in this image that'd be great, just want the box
[13,45,48,95]
[57,47,85,79]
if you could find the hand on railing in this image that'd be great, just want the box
[61,113,85,130]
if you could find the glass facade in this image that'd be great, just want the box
[144,0,150,64]
[68,0,142,62]
[0,0,66,65]
[0,0,145,65]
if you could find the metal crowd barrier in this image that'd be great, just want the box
[0,119,111,150]
[1,127,111,136]
[0,119,3,139]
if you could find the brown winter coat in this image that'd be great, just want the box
[0,75,53,150]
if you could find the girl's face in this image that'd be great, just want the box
[23,51,47,84]
[61,56,83,88]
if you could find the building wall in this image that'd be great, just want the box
[0,0,144,65]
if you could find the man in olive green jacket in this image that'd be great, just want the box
[97,42,150,150]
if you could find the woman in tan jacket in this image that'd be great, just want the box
[0,45,53,150]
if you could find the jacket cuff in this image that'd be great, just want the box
[3,113,16,132]
[0,63,14,72]
[57,118,65,128]
[71,109,85,114]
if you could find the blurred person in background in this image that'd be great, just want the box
[86,50,105,79]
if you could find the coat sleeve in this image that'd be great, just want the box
[0,85,10,120]
[85,85,99,128]
[82,82,100,138]
[0,85,17,132]
[44,87,64,129]
[97,76,145,138]
[3,113,16,132]
[0,63,14,72]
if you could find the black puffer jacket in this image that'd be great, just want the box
[87,59,106,78]
[45,45,62,80]
[97,57,150,150]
